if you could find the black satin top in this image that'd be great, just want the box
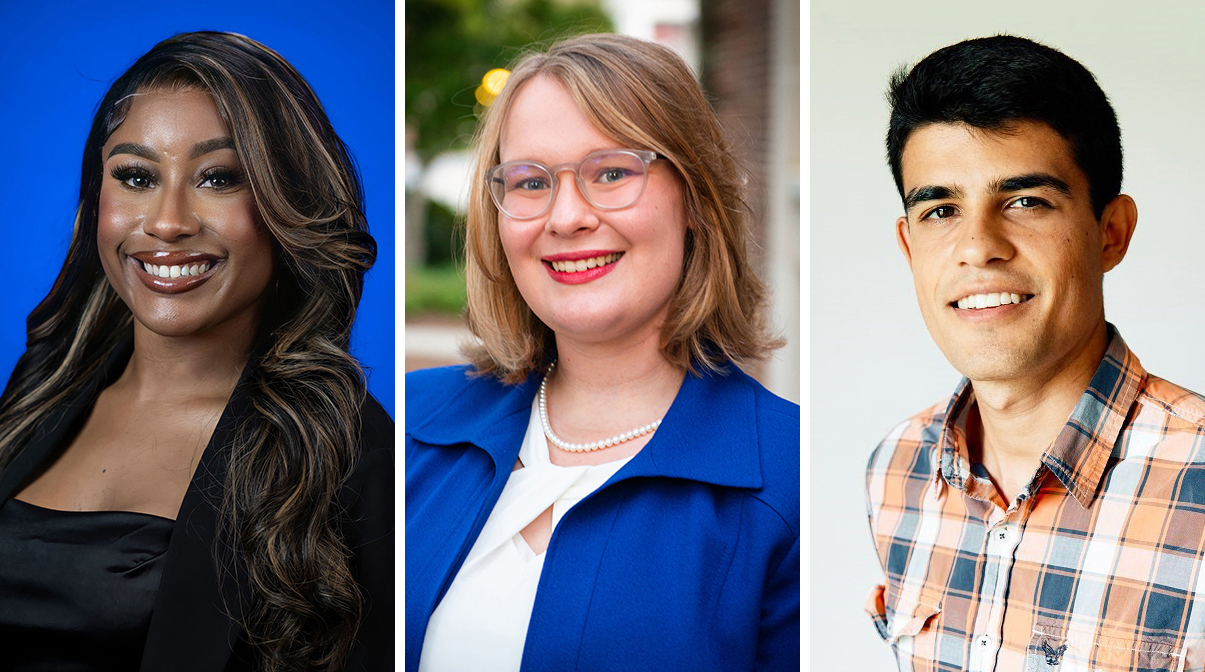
[0,497,173,671]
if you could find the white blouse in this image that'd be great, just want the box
[419,398,631,672]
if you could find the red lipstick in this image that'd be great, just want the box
[541,250,622,285]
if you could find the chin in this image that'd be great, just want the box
[942,347,1040,382]
[133,316,214,339]
[930,325,1043,378]
[547,307,664,344]
[131,303,254,339]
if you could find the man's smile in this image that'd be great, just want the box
[952,292,1034,310]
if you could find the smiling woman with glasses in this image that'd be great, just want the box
[406,33,799,672]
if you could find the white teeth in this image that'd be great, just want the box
[956,292,1031,310]
[140,260,213,278]
[550,253,620,273]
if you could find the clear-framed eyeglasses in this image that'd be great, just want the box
[487,149,662,220]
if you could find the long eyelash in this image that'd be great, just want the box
[110,163,155,189]
[200,166,245,190]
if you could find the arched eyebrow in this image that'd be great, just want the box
[105,137,234,162]
[190,137,235,159]
[108,142,157,161]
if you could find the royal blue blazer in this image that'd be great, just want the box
[405,363,800,671]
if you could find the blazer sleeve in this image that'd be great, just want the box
[756,532,800,671]
[343,395,396,671]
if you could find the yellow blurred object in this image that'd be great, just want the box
[476,68,511,106]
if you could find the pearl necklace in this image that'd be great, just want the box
[538,361,662,452]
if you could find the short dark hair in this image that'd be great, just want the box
[886,35,1121,217]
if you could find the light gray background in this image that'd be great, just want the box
[811,1,1205,669]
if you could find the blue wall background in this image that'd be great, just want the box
[0,0,395,415]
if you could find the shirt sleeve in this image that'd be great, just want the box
[866,439,892,641]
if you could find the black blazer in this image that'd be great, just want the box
[0,339,395,671]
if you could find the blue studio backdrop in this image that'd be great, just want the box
[0,1,395,414]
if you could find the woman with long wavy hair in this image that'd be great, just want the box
[0,32,392,671]
[406,33,798,671]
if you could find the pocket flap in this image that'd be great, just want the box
[867,583,942,644]
[890,601,942,643]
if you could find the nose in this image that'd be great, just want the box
[143,183,200,241]
[545,168,600,237]
[954,208,1015,267]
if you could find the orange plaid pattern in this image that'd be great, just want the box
[867,328,1205,671]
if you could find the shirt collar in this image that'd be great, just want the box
[408,364,764,490]
[934,324,1145,508]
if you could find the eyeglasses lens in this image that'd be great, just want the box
[490,151,649,219]
[493,164,552,219]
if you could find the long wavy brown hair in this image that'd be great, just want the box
[0,32,375,670]
[464,33,782,383]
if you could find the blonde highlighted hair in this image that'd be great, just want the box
[0,32,374,670]
[464,33,782,383]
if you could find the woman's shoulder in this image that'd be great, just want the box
[716,365,800,525]
[404,363,479,394]
[358,392,395,455]
[405,364,523,427]
[338,392,394,494]
[718,364,799,440]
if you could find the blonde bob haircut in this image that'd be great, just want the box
[464,33,782,383]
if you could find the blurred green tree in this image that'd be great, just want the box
[405,0,613,162]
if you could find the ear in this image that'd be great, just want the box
[1098,194,1137,273]
[896,216,914,268]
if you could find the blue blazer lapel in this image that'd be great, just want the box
[407,369,539,465]
[612,365,764,490]
[405,370,539,619]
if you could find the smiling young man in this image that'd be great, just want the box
[866,36,1205,671]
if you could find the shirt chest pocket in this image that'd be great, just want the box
[1024,622,1183,672]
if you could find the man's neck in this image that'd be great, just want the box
[966,323,1110,502]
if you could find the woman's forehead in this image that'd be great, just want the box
[498,75,620,164]
[103,89,230,154]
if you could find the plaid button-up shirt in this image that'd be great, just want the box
[866,328,1205,671]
